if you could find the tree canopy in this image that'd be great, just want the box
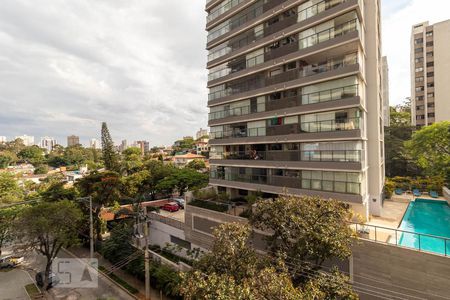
[15,200,84,289]
[405,121,450,176]
[0,172,24,203]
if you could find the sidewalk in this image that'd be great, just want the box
[67,246,169,300]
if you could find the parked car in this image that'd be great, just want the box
[0,256,14,269]
[161,202,180,212]
[36,271,60,289]
[172,198,185,209]
[0,256,24,269]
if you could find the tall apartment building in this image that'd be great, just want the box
[205,0,384,219]
[0,136,6,144]
[411,20,450,126]
[39,136,58,152]
[90,138,100,149]
[381,56,390,127]
[67,135,80,147]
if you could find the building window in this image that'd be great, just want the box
[416,115,425,120]
[426,62,434,67]
[415,77,424,82]
[426,41,434,47]
[427,51,434,57]
[426,31,433,37]
[416,96,424,101]
[415,86,424,92]
[427,103,435,108]
[414,38,423,45]
[415,47,423,53]
[427,72,434,77]
[427,83,434,88]
[415,67,423,72]
[428,113,435,118]
[427,93,434,98]
[415,57,423,63]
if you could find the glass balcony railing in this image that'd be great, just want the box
[211,150,362,162]
[210,171,361,194]
[299,18,358,49]
[209,84,359,120]
[207,0,245,23]
[210,117,360,139]
[207,0,350,63]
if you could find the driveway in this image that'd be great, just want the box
[0,269,33,300]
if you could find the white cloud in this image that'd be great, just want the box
[382,0,450,105]
[0,0,208,146]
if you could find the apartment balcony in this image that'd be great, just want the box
[209,149,362,171]
[212,149,361,162]
[208,19,359,106]
[207,0,358,60]
[210,118,361,141]
[209,84,359,123]
[210,172,362,200]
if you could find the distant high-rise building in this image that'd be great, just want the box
[0,136,6,144]
[381,56,390,127]
[119,139,128,152]
[40,136,58,152]
[196,128,209,140]
[90,138,100,149]
[411,20,450,126]
[15,135,34,146]
[134,140,150,155]
[67,135,80,147]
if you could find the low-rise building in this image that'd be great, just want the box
[172,153,206,168]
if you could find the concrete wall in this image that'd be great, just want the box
[443,187,450,206]
[149,220,191,258]
[352,240,450,299]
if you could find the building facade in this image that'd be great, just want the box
[15,135,34,146]
[205,0,384,218]
[90,138,100,149]
[0,136,6,144]
[67,135,80,147]
[39,136,58,152]
[381,56,390,127]
[196,128,209,140]
[411,20,450,126]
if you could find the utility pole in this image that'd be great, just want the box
[143,205,151,300]
[89,196,94,260]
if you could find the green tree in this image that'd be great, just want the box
[101,222,134,263]
[390,106,411,127]
[0,205,23,256]
[101,122,119,171]
[34,164,49,174]
[156,168,208,196]
[405,121,450,176]
[180,223,303,300]
[0,139,25,154]
[63,145,94,167]
[120,147,143,175]
[0,151,17,168]
[249,195,355,286]
[15,201,83,289]
[76,171,122,240]
[17,146,45,166]
[385,126,420,177]
[0,172,24,204]
[186,159,206,171]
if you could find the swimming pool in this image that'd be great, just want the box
[398,198,450,255]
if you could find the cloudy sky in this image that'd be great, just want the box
[0,0,448,146]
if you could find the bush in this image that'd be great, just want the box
[33,164,49,174]
[193,188,217,200]
[189,199,229,213]
[384,180,394,199]
[387,176,445,195]
[98,265,139,294]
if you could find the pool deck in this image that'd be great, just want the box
[361,196,449,244]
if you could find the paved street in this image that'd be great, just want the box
[0,269,34,300]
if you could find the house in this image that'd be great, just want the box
[172,153,206,168]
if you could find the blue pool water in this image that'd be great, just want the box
[398,199,450,255]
